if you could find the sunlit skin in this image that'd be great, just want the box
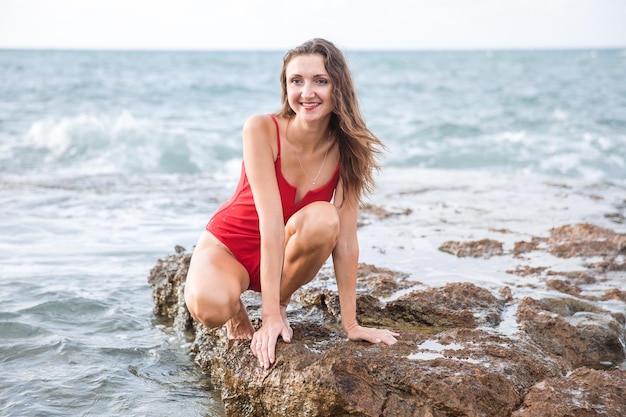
[184,52,399,371]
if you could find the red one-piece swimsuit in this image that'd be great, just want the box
[206,114,340,292]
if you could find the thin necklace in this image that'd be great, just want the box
[287,118,331,185]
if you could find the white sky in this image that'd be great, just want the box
[1,0,625,50]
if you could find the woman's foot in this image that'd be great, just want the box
[226,299,255,340]
[280,305,294,339]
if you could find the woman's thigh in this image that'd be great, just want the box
[184,231,250,324]
[285,201,339,252]
[281,202,339,298]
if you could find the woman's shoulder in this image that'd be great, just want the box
[243,114,282,142]
[243,113,279,132]
[242,114,280,157]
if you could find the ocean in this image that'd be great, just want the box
[1,49,625,416]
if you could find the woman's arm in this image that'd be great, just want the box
[332,181,399,344]
[243,115,292,369]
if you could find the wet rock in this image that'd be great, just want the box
[548,223,626,257]
[439,239,504,258]
[383,282,504,329]
[517,297,625,369]
[356,263,414,297]
[358,203,412,227]
[149,223,626,417]
[603,288,626,302]
[512,238,541,258]
[147,252,191,320]
[204,326,568,417]
[546,279,586,299]
[506,265,547,277]
[448,223,626,277]
[512,367,626,417]
[546,270,597,285]
[547,223,626,272]
[359,203,412,219]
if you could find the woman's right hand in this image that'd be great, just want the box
[251,315,292,370]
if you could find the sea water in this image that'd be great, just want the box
[1,49,625,416]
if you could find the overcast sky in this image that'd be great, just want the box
[1,0,625,51]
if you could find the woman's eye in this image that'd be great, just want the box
[315,79,329,85]
[290,78,303,85]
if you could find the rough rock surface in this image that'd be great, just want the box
[511,367,626,417]
[438,239,504,258]
[148,224,626,416]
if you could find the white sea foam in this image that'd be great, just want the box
[21,112,215,175]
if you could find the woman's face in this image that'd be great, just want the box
[285,54,334,122]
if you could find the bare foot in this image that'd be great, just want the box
[280,304,294,339]
[226,299,255,340]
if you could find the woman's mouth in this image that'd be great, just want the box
[301,102,320,110]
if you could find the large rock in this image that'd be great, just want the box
[148,225,626,416]
[512,367,626,417]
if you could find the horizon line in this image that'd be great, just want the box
[1,45,625,53]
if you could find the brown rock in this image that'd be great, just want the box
[603,288,626,302]
[512,238,542,258]
[148,225,626,416]
[506,265,547,277]
[512,367,626,417]
[547,224,626,272]
[383,282,504,329]
[147,251,191,320]
[439,239,504,258]
[546,279,584,298]
[517,297,625,369]
[359,203,412,219]
[214,327,568,417]
[546,270,597,285]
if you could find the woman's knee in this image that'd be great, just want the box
[184,259,242,329]
[296,201,340,243]
[184,285,239,328]
[183,236,249,328]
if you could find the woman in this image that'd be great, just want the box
[184,38,398,370]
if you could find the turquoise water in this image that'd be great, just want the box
[1,49,625,416]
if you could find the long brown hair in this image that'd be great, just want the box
[276,38,385,205]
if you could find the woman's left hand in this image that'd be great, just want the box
[345,324,400,345]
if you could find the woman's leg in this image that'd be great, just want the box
[184,231,255,339]
[280,201,340,308]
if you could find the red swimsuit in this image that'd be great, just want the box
[206,114,340,292]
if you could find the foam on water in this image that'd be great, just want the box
[2,50,626,183]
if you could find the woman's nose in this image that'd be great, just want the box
[301,82,315,98]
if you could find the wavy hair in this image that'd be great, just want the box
[276,38,385,205]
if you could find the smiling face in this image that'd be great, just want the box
[285,54,334,122]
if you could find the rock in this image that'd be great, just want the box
[359,203,412,219]
[147,252,191,320]
[512,238,541,258]
[382,282,504,329]
[448,222,626,274]
[547,223,626,259]
[356,263,414,297]
[517,297,625,369]
[603,288,626,302]
[512,367,626,417]
[189,324,568,417]
[149,224,626,416]
[439,239,504,258]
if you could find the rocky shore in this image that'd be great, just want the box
[148,223,626,417]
